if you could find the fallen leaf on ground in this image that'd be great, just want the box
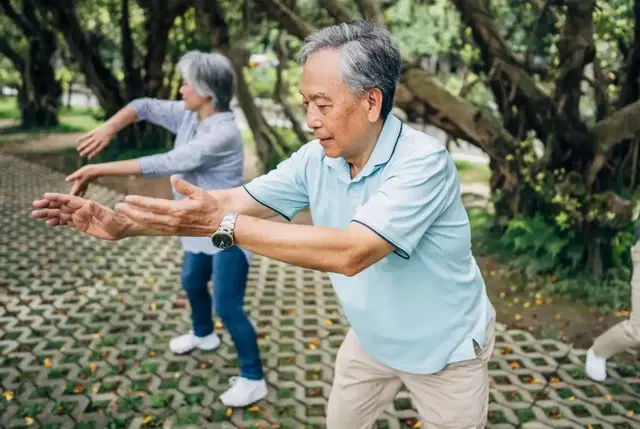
[3,391,14,401]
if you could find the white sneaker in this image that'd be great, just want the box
[585,347,608,382]
[169,331,220,354]
[219,376,268,407]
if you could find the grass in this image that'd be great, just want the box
[454,160,491,183]
[0,96,102,142]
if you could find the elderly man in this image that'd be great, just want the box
[33,21,495,428]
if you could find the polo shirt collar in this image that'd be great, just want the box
[322,114,403,183]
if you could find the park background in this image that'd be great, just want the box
[1,0,640,428]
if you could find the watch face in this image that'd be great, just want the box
[212,233,233,249]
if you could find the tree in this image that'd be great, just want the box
[0,0,62,128]
[253,0,640,282]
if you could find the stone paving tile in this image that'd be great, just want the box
[1,154,640,428]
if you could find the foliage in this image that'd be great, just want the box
[473,208,636,312]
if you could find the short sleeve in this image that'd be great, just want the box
[129,98,186,134]
[352,149,456,259]
[243,144,311,221]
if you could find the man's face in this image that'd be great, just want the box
[300,49,378,159]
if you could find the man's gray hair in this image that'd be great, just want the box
[296,20,402,119]
[178,50,235,112]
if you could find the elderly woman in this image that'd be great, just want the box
[66,50,267,407]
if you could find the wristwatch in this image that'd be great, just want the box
[211,212,238,249]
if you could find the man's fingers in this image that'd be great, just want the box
[123,195,189,214]
[43,193,87,210]
[31,208,74,221]
[171,175,201,198]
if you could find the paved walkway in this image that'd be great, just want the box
[0,154,639,429]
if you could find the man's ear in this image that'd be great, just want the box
[366,88,384,123]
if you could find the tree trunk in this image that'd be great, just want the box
[19,31,61,128]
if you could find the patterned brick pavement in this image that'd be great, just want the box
[1,154,640,428]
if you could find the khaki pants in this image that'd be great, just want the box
[593,242,640,358]
[326,316,496,429]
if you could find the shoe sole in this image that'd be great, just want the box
[170,340,220,354]
[220,391,268,408]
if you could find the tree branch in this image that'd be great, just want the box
[34,0,124,113]
[324,0,357,23]
[553,0,595,128]
[0,0,33,35]
[587,99,640,186]
[0,38,25,73]
[258,0,315,39]
[452,0,555,141]
[617,0,640,108]
[275,30,311,145]
[396,66,518,163]
[525,0,551,70]
[354,0,384,24]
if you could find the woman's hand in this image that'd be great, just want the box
[76,124,115,159]
[66,165,101,197]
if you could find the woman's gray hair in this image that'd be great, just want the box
[177,50,236,112]
[296,20,402,119]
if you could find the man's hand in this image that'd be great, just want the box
[115,175,224,237]
[32,194,134,241]
[66,164,101,197]
[77,124,115,159]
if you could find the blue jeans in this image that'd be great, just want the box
[181,248,263,380]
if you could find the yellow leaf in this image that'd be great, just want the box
[514,314,522,321]
[90,363,97,372]
[249,406,260,412]
[215,321,223,329]
[3,391,14,401]
[150,303,157,311]
[225,407,233,417]
[568,396,575,401]
[44,358,52,368]
[523,302,531,308]
[605,394,613,401]
[92,387,99,393]
[627,410,634,417]
[499,291,506,298]
[413,421,423,428]
[510,285,518,292]
[143,415,153,424]
[308,344,317,350]
[174,372,180,379]
[555,313,561,321]
[324,319,333,325]
[25,417,34,426]
[529,378,540,384]
[60,347,65,353]
[535,298,543,305]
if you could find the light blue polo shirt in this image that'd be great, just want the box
[243,114,494,374]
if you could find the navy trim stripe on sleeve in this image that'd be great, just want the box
[351,220,410,260]
[243,185,292,221]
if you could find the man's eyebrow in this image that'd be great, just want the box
[299,90,332,101]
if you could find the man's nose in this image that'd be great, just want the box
[306,106,322,129]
